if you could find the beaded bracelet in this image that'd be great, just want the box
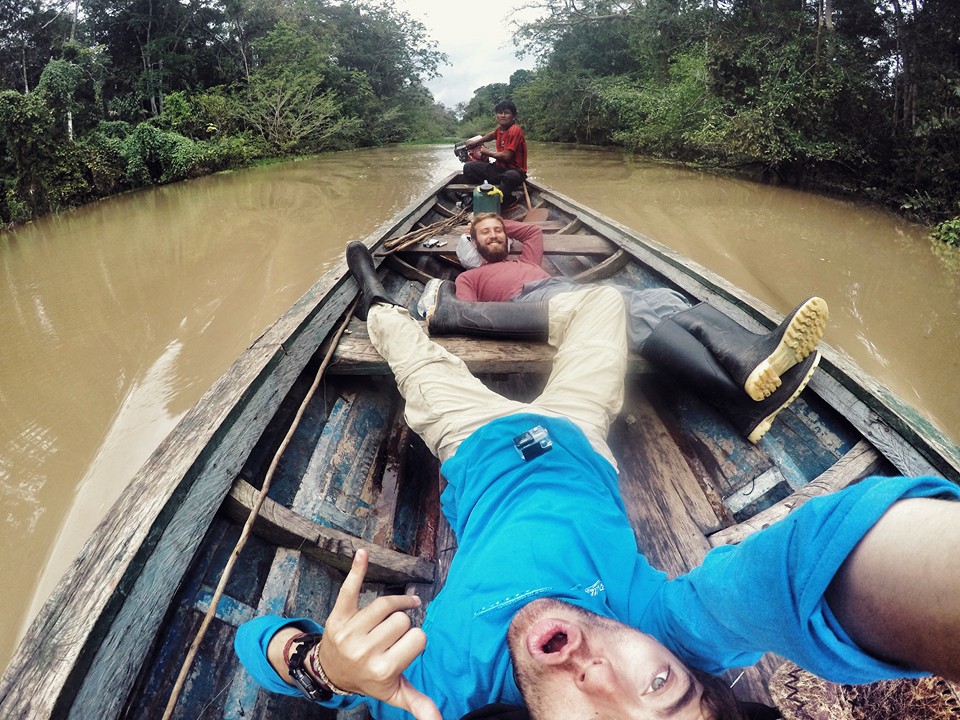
[309,640,352,696]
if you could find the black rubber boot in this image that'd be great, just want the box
[345,241,402,320]
[425,280,549,341]
[641,317,821,443]
[669,298,828,401]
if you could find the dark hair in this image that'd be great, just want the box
[695,669,781,720]
[494,100,517,115]
[469,664,777,720]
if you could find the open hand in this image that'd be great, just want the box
[319,549,441,720]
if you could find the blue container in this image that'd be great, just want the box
[473,181,502,214]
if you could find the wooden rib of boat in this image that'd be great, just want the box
[2,172,958,720]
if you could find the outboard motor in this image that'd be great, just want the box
[454,136,486,163]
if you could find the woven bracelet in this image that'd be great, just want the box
[309,638,352,696]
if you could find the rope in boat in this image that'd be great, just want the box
[383,207,470,253]
[162,297,360,720]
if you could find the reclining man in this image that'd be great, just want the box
[234,242,960,720]
[425,213,828,443]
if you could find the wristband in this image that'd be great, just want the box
[309,643,352,696]
[283,632,332,702]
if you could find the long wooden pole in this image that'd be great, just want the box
[162,298,359,720]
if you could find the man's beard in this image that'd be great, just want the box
[476,241,508,263]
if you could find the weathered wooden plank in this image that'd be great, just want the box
[329,323,652,376]
[723,466,791,515]
[407,468,457,626]
[708,441,887,546]
[220,547,341,720]
[756,399,847,492]
[520,207,551,223]
[571,249,630,283]
[293,389,394,535]
[609,392,721,578]
[636,373,775,502]
[367,421,410,548]
[387,234,616,256]
[384,253,436,284]
[224,479,434,584]
[807,366,957,480]
[558,217,584,234]
[431,200,457,218]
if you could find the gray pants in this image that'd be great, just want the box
[513,278,690,352]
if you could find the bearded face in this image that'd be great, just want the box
[473,217,509,263]
[507,599,710,720]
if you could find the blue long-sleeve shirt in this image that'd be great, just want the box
[235,413,960,719]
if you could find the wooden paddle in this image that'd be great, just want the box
[521,182,550,223]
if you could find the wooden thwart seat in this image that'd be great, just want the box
[225,479,435,585]
[384,234,617,256]
[329,321,650,376]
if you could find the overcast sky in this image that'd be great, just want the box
[400,1,542,109]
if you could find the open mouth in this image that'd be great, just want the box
[525,619,581,664]
[543,632,568,654]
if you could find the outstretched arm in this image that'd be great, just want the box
[267,549,441,720]
[826,497,960,682]
[466,131,496,147]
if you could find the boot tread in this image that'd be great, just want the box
[744,297,828,401]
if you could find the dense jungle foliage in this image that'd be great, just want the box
[1,0,958,229]
[464,0,960,228]
[0,0,458,224]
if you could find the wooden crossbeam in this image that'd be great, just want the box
[384,234,617,256]
[224,479,435,585]
[329,323,650,376]
[572,249,630,283]
[707,440,885,546]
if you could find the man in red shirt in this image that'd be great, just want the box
[462,101,528,211]
[424,213,829,444]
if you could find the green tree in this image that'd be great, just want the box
[320,0,446,145]
[238,21,357,153]
[460,83,510,127]
[0,0,71,92]
[596,49,718,156]
[83,0,229,118]
[0,88,57,219]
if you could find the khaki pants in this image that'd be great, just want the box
[367,286,627,469]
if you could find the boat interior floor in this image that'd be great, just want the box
[130,228,899,718]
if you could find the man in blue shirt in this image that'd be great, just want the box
[235,243,960,720]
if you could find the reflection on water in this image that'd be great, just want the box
[0,146,462,669]
[1,143,957,672]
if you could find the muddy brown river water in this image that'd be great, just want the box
[1,143,957,670]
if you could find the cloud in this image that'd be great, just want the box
[402,1,539,109]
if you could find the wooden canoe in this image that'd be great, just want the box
[2,172,958,719]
